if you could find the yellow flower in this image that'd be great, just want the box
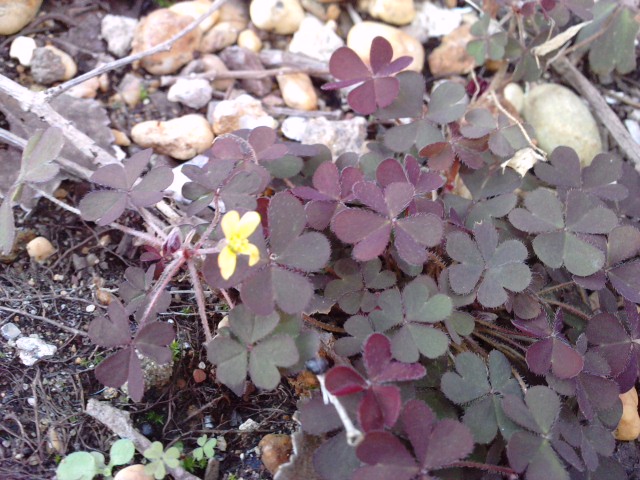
[218,210,261,280]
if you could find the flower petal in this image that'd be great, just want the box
[237,211,261,239]
[242,243,261,266]
[221,211,240,239]
[218,246,237,280]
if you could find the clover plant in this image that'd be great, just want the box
[12,3,640,478]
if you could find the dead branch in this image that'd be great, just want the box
[86,399,200,480]
[41,0,228,101]
[551,56,640,168]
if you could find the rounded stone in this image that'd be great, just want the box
[238,29,262,52]
[100,14,138,58]
[277,73,317,111]
[0,0,42,36]
[132,9,201,75]
[368,0,416,26]
[503,83,524,113]
[167,78,213,109]
[131,114,214,160]
[250,0,304,35]
[169,0,220,32]
[9,36,36,66]
[200,54,234,90]
[211,94,277,135]
[522,83,602,167]
[30,46,77,85]
[347,21,424,72]
[259,434,293,475]
[26,236,56,263]
[113,464,154,480]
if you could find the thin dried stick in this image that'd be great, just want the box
[0,306,88,337]
[41,0,228,101]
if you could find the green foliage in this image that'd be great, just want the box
[143,442,181,480]
[56,439,135,480]
[192,435,217,461]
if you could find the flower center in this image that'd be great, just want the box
[227,234,249,254]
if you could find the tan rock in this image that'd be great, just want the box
[132,9,201,75]
[26,236,56,263]
[199,21,241,52]
[111,129,131,147]
[0,0,42,36]
[427,23,475,77]
[615,387,640,441]
[250,0,305,35]
[211,94,277,135]
[113,464,154,480]
[117,73,144,108]
[67,76,101,99]
[259,434,293,475]
[347,21,424,72]
[277,73,317,111]
[169,0,220,32]
[238,29,262,52]
[131,115,214,160]
[369,0,415,26]
[522,83,602,167]
[200,54,234,90]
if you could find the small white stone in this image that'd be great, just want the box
[347,22,425,72]
[523,83,602,167]
[249,0,304,35]
[239,418,259,432]
[27,397,35,406]
[211,94,277,135]
[26,237,56,263]
[85,304,96,313]
[53,274,64,281]
[403,2,465,43]
[9,36,36,66]
[282,116,367,158]
[1,323,22,341]
[131,114,214,160]
[625,119,640,145]
[369,0,416,26]
[288,16,344,63]
[100,14,138,58]
[167,78,213,109]
[16,337,57,366]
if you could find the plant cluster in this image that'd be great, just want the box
[10,1,640,479]
[56,436,219,480]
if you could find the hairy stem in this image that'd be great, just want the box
[537,280,575,296]
[187,258,213,342]
[450,460,518,477]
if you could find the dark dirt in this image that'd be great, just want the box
[0,190,298,480]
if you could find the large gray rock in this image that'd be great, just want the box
[523,83,602,166]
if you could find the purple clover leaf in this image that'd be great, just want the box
[89,300,175,402]
[322,36,412,115]
[353,399,474,480]
[80,149,173,226]
[325,333,426,432]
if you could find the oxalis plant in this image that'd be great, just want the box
[5,1,640,478]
